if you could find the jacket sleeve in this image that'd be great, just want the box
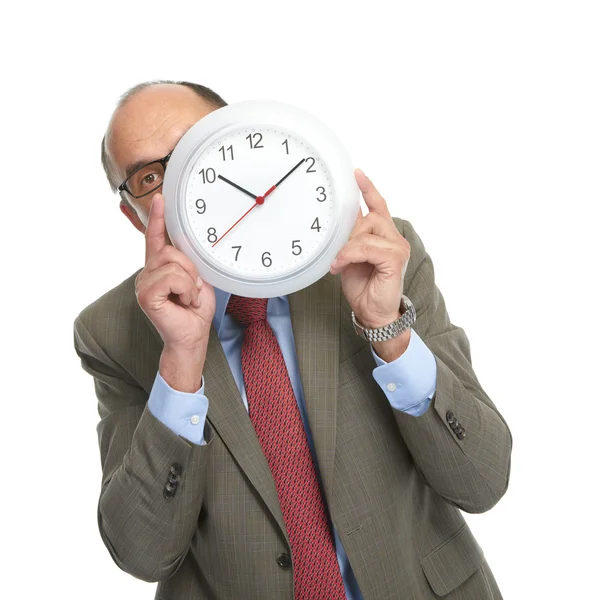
[73,315,214,583]
[390,217,513,514]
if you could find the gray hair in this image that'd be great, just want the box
[101,79,227,211]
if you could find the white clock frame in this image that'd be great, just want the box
[163,99,360,298]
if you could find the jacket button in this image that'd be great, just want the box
[457,430,466,440]
[445,410,455,423]
[168,475,180,485]
[163,488,176,499]
[170,463,183,476]
[276,552,292,569]
[166,481,177,492]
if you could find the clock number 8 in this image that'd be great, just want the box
[207,227,217,243]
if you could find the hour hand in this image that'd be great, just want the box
[217,174,257,200]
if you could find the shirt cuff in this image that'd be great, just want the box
[147,371,209,445]
[370,328,437,416]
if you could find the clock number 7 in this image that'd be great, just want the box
[232,245,242,261]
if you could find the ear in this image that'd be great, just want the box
[120,199,146,234]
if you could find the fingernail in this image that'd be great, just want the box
[196,276,202,288]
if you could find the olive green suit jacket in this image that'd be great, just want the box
[73,216,512,599]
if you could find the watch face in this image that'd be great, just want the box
[163,100,360,297]
[183,125,334,280]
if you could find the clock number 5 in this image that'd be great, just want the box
[292,240,302,255]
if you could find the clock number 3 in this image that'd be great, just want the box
[316,186,327,202]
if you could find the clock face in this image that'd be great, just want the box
[163,100,359,297]
[183,125,334,280]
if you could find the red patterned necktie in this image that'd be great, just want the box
[226,294,346,600]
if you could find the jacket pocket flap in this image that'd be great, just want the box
[420,523,485,596]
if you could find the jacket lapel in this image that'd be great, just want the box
[288,272,340,505]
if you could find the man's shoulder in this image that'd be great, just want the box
[73,266,144,343]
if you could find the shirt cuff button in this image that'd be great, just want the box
[386,383,397,392]
[190,415,201,425]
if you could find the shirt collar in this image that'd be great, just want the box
[212,287,289,336]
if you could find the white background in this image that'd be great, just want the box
[2,1,598,598]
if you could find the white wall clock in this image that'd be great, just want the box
[163,100,360,298]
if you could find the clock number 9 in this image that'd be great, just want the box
[292,240,302,255]
[207,227,217,243]
[195,199,206,214]
[316,187,327,202]
[262,251,272,267]
[199,168,216,184]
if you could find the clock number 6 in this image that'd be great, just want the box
[262,251,272,267]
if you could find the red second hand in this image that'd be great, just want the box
[212,184,277,247]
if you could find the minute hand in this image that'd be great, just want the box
[273,158,306,188]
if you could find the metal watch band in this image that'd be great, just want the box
[351,295,416,342]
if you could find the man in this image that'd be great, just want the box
[73,80,512,599]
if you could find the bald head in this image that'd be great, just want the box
[101,81,226,234]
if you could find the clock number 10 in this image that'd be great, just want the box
[199,168,216,184]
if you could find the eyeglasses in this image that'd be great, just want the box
[117,150,173,199]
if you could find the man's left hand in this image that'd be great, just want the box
[330,169,410,330]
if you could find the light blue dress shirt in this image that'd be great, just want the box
[148,287,437,600]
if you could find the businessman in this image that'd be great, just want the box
[73,80,512,599]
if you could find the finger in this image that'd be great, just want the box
[354,168,392,219]
[331,233,404,275]
[349,210,399,241]
[145,192,167,263]
[138,263,200,308]
[145,245,202,289]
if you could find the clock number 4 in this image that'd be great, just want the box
[246,133,264,149]
[311,217,321,232]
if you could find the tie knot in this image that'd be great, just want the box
[226,294,268,327]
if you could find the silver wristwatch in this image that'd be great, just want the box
[352,295,416,342]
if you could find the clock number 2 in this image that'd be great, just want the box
[305,157,317,173]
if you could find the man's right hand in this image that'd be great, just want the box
[135,192,216,368]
